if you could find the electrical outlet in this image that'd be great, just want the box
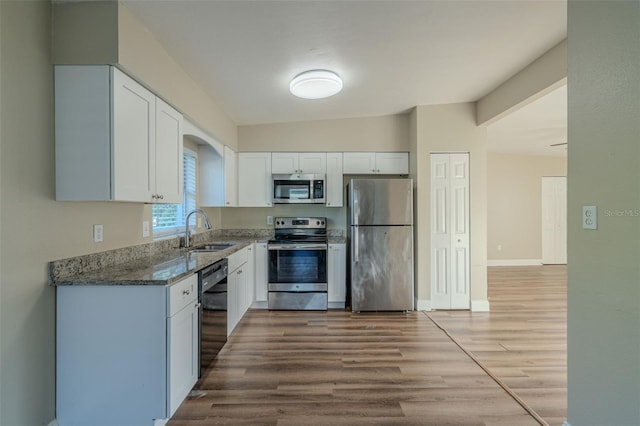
[93,224,103,242]
[267,216,274,225]
[142,221,150,238]
[583,206,597,230]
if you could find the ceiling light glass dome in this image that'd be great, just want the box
[289,70,343,99]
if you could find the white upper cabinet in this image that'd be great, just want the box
[325,152,343,207]
[343,152,409,175]
[224,146,238,207]
[55,65,183,203]
[154,98,184,204]
[199,144,237,207]
[272,152,326,174]
[238,152,272,207]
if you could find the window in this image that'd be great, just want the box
[152,148,197,238]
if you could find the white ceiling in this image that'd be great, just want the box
[122,0,567,155]
[487,84,567,157]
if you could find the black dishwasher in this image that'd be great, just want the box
[198,258,228,377]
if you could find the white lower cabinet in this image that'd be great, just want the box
[56,275,198,426]
[328,243,347,308]
[227,244,256,335]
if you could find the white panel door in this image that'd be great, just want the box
[542,176,567,264]
[430,153,470,310]
[449,154,470,308]
[431,155,450,309]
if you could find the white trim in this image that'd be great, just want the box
[153,418,169,426]
[415,299,432,311]
[251,301,268,309]
[471,299,491,312]
[47,420,59,426]
[328,302,346,309]
[487,259,542,267]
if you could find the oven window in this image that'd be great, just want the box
[269,249,327,283]
[273,180,310,200]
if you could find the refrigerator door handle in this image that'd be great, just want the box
[353,195,358,226]
[354,225,359,263]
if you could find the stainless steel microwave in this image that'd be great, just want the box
[272,174,325,204]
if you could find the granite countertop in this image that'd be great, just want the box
[50,228,344,287]
[50,233,266,287]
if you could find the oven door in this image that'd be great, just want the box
[268,243,327,284]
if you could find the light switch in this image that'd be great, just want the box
[583,206,597,230]
[142,221,150,238]
[267,216,274,225]
[93,224,104,242]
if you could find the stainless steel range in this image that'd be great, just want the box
[268,217,328,310]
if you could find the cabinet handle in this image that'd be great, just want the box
[159,194,164,200]
[151,194,157,200]
[238,270,243,274]
[183,289,191,296]
[226,201,230,205]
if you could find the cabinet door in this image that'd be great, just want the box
[325,153,343,207]
[238,152,272,207]
[227,270,240,336]
[328,243,347,305]
[342,152,376,174]
[299,153,327,174]
[254,243,268,303]
[271,152,299,174]
[224,146,238,207]
[168,301,198,416]
[112,68,156,201]
[155,98,184,203]
[375,153,409,174]
[243,245,255,312]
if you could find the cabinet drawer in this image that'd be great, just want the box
[228,246,248,272]
[168,274,198,317]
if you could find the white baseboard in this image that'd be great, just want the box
[251,300,268,309]
[47,420,58,426]
[487,259,542,267]
[415,299,432,311]
[471,299,490,312]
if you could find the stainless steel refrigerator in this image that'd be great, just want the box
[348,178,414,312]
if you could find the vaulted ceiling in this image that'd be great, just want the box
[123,0,567,155]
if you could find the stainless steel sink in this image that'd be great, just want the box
[189,242,235,252]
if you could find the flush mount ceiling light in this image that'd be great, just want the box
[289,70,343,99]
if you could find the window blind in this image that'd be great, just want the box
[152,149,197,238]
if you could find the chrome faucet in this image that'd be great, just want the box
[184,209,212,248]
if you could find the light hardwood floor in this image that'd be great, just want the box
[170,265,566,426]
[429,265,567,425]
